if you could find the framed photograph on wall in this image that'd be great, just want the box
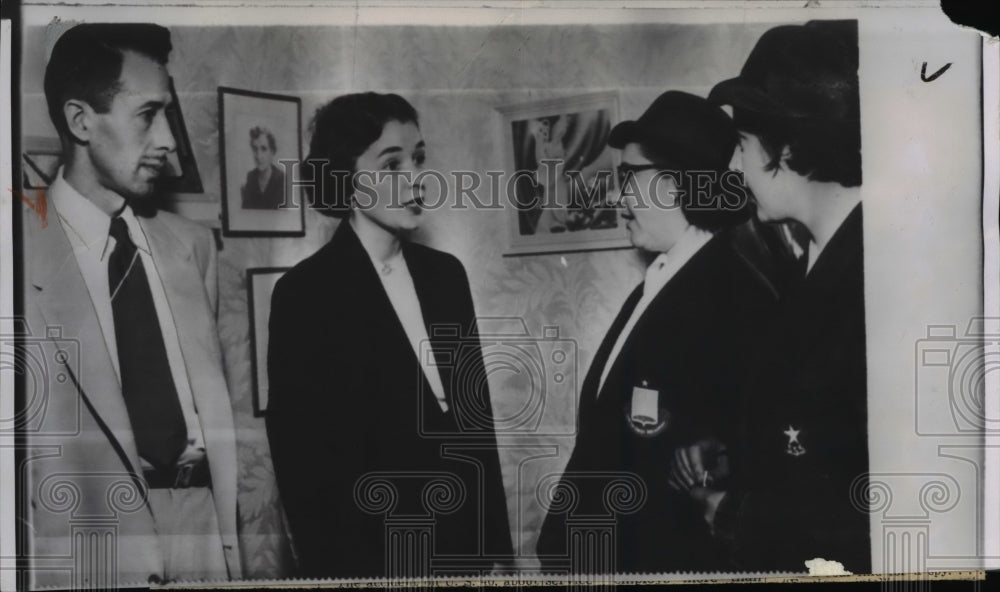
[21,135,62,189]
[247,267,290,417]
[159,77,204,194]
[219,87,304,237]
[496,91,630,256]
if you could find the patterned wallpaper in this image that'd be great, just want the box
[21,21,773,578]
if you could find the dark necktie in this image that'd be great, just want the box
[108,215,188,470]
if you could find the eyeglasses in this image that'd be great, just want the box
[616,163,660,187]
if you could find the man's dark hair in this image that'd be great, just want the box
[44,23,172,142]
[305,92,419,218]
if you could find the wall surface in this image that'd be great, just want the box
[21,21,775,577]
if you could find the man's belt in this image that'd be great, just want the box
[143,456,211,489]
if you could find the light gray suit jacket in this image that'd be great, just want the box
[21,194,242,589]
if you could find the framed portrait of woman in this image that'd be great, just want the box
[219,87,305,237]
[496,91,630,255]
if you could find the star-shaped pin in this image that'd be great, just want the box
[783,425,807,456]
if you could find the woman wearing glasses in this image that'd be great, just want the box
[265,92,513,578]
[537,90,787,573]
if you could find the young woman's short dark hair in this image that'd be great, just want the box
[305,92,419,218]
[44,23,172,142]
[733,108,862,188]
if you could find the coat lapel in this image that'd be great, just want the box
[590,235,725,411]
[27,202,148,482]
[403,244,452,408]
[140,214,241,575]
[782,204,864,357]
[340,223,448,414]
[580,285,643,413]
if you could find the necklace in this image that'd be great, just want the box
[379,261,393,276]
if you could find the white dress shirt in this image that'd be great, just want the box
[50,172,207,460]
[355,229,450,413]
[596,225,714,395]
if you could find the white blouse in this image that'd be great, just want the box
[356,231,449,413]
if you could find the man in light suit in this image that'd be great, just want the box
[23,23,241,588]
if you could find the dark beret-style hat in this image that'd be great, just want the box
[608,90,737,172]
[708,20,860,124]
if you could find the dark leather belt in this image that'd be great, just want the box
[143,457,211,489]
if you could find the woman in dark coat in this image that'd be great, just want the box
[536,91,784,574]
[265,92,513,578]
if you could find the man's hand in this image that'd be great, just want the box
[689,487,727,531]
[668,438,728,492]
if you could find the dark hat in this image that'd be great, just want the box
[608,90,736,172]
[709,20,859,123]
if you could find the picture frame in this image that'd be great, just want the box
[496,91,630,256]
[159,77,204,194]
[21,135,62,189]
[219,87,305,237]
[246,267,290,417]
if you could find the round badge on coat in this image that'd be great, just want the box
[625,382,670,437]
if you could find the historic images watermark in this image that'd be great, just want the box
[1,319,82,437]
[914,318,999,437]
[846,319,1000,580]
[272,158,751,215]
[417,319,579,438]
[1,319,146,589]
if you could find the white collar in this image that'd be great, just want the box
[806,239,819,273]
[50,169,152,259]
[643,224,713,287]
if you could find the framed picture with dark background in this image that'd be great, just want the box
[219,87,304,237]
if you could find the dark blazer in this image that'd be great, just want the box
[241,164,286,210]
[537,227,780,573]
[713,204,870,573]
[265,221,513,578]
